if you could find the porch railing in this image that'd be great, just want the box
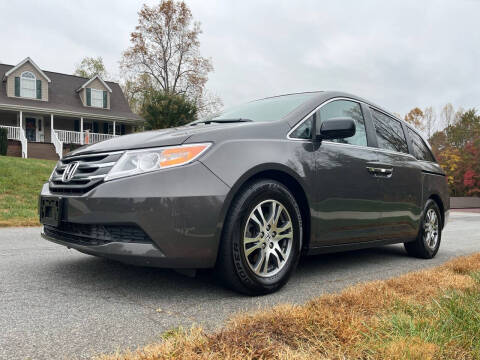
[55,130,118,145]
[51,129,63,159]
[55,130,83,145]
[0,125,26,158]
[19,128,27,158]
[88,132,119,144]
[0,125,21,141]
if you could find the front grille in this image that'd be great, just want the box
[49,152,123,195]
[44,223,152,246]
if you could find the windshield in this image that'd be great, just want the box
[210,93,317,123]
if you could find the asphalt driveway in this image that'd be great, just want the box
[1,211,479,360]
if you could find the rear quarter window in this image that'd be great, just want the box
[407,127,435,162]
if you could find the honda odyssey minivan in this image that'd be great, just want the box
[40,91,449,295]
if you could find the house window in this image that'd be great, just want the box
[107,123,121,135]
[20,71,36,98]
[91,88,104,108]
[83,121,93,131]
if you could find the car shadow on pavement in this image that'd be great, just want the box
[45,243,410,301]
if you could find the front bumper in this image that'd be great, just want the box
[40,162,230,268]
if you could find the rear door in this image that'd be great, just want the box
[367,108,422,242]
[309,99,386,247]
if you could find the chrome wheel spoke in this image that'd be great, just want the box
[273,242,287,261]
[276,222,292,234]
[272,202,283,227]
[250,213,262,227]
[262,251,271,274]
[268,201,278,224]
[256,205,268,227]
[244,234,261,244]
[253,249,266,273]
[245,242,262,256]
[275,232,293,241]
[270,249,282,266]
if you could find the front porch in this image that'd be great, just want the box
[0,109,135,159]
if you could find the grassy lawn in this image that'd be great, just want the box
[0,156,56,227]
[97,253,480,360]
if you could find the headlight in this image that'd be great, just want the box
[104,143,211,181]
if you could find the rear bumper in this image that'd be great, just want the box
[40,162,230,268]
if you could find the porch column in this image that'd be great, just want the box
[80,117,84,145]
[50,114,54,141]
[19,110,27,158]
[113,121,116,136]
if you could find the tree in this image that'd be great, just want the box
[0,128,7,156]
[445,109,480,148]
[141,90,197,130]
[74,56,109,79]
[423,106,437,139]
[404,107,425,131]
[121,73,155,114]
[429,130,447,152]
[121,0,222,118]
[430,109,480,197]
[440,103,455,128]
[454,107,465,124]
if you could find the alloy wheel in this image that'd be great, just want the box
[423,208,439,249]
[243,199,293,277]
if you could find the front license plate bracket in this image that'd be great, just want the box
[40,196,63,227]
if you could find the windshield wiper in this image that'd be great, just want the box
[190,118,253,126]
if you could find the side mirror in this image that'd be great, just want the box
[317,117,356,140]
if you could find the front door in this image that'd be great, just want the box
[311,99,385,247]
[25,117,44,142]
[25,118,36,142]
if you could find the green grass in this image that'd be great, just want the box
[364,272,480,359]
[0,155,56,226]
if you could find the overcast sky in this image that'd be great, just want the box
[1,0,479,118]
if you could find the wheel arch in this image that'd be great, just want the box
[214,164,312,265]
[428,193,445,229]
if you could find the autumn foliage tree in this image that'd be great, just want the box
[121,0,221,121]
[430,109,480,196]
[404,107,425,131]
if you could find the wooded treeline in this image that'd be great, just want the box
[403,105,480,196]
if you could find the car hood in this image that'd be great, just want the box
[64,122,259,157]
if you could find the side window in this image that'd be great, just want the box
[317,100,367,146]
[371,109,408,154]
[407,127,435,162]
[290,116,313,139]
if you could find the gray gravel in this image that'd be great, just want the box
[1,211,479,360]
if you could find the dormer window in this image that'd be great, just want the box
[77,75,111,109]
[90,88,104,108]
[20,71,37,98]
[6,57,49,100]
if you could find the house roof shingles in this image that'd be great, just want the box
[0,63,142,123]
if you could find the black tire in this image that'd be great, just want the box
[404,199,442,259]
[217,179,303,295]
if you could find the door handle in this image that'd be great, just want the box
[366,166,393,178]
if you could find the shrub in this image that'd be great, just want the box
[0,128,7,156]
